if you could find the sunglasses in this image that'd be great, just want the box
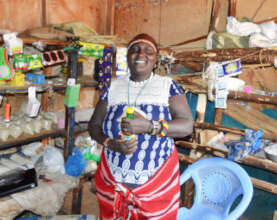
[42,50,65,66]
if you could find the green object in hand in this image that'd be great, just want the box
[126,106,134,119]
[124,106,135,140]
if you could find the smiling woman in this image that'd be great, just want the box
[127,34,158,81]
[88,33,194,219]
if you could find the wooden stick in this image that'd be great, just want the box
[251,177,277,194]
[251,0,268,21]
[255,16,277,24]
[174,47,277,65]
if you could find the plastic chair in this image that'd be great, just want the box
[178,157,253,220]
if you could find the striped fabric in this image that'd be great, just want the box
[95,147,180,220]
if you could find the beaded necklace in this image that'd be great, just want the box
[127,72,153,106]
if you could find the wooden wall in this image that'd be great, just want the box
[113,0,277,46]
[0,0,109,35]
[45,0,108,34]
[0,0,41,32]
[1,0,276,45]
[236,0,277,22]
[114,0,213,46]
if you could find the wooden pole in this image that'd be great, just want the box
[209,0,223,32]
[105,0,115,35]
[214,108,224,125]
[228,0,237,17]
[41,0,47,27]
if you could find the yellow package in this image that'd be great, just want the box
[9,71,25,86]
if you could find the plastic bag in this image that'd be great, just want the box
[249,33,277,48]
[226,16,261,36]
[22,142,43,157]
[43,145,65,174]
[259,21,277,40]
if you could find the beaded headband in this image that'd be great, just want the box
[127,39,158,53]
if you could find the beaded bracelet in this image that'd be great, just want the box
[158,120,169,137]
[150,120,160,135]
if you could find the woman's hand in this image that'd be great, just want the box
[109,135,138,154]
[121,111,152,135]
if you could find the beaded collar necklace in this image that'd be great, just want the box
[128,72,153,106]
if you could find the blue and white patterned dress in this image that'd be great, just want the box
[100,73,184,185]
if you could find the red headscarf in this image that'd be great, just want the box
[127,33,158,53]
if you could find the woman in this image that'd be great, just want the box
[88,33,193,219]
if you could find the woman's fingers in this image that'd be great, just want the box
[121,117,130,134]
[121,136,138,154]
[114,133,138,154]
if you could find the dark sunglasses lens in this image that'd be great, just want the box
[57,51,65,60]
[51,52,57,61]
[43,53,51,62]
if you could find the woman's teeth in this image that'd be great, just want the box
[135,60,145,64]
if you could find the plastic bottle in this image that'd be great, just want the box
[4,99,10,122]
[124,106,135,140]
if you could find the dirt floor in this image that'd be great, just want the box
[60,180,99,217]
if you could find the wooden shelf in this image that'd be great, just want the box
[0,77,98,95]
[0,127,64,150]
[0,124,88,150]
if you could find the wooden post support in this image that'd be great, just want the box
[191,94,207,159]
[228,0,237,17]
[214,108,224,125]
[209,0,223,32]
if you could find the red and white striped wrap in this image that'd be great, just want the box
[95,147,180,220]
